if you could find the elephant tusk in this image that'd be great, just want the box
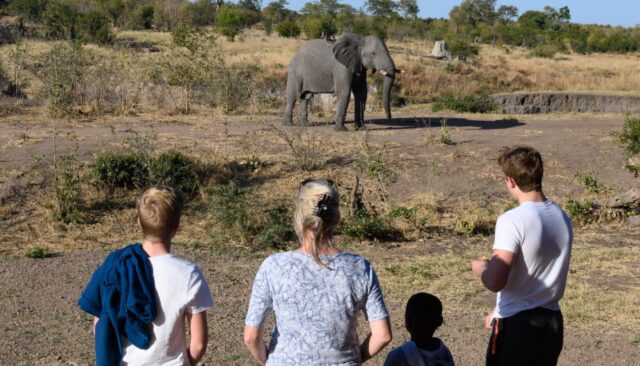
[395,69,403,74]
[379,70,388,76]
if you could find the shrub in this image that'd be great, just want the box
[531,44,559,58]
[575,171,610,195]
[432,92,496,113]
[301,16,336,39]
[52,154,83,224]
[614,116,640,176]
[37,42,89,117]
[565,199,596,226]
[276,20,301,38]
[339,209,402,242]
[133,4,155,30]
[90,152,150,199]
[269,125,325,171]
[217,64,256,114]
[25,247,49,259]
[150,150,200,200]
[77,11,115,45]
[209,182,294,249]
[216,5,259,41]
[446,36,479,60]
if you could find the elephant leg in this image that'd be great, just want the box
[283,74,297,126]
[299,94,310,126]
[334,90,350,132]
[352,79,367,130]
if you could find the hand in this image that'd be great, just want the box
[471,259,489,277]
[484,314,493,329]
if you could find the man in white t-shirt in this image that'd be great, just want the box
[471,146,573,366]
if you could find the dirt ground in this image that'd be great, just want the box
[1,108,639,365]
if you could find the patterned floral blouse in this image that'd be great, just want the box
[245,251,389,366]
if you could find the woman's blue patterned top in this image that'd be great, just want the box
[245,251,389,365]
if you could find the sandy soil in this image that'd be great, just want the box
[1,109,639,365]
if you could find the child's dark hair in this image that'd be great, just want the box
[405,292,443,338]
[497,146,544,192]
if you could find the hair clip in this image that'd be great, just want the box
[314,194,332,220]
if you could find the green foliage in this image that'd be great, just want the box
[37,42,89,117]
[216,5,259,41]
[614,116,640,176]
[530,44,558,58]
[565,199,596,226]
[53,154,83,224]
[150,150,200,200]
[432,92,496,113]
[77,11,114,44]
[575,172,610,195]
[134,4,154,29]
[446,36,479,60]
[301,16,336,39]
[366,0,399,19]
[171,24,192,48]
[209,181,294,249]
[9,0,48,22]
[340,208,402,241]
[183,0,218,27]
[25,247,49,259]
[90,152,150,198]
[616,116,640,156]
[276,20,301,38]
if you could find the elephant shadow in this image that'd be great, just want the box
[361,117,524,130]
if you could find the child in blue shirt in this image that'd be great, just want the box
[384,292,455,366]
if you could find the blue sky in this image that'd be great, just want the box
[282,0,639,27]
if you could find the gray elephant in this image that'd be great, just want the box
[283,32,399,131]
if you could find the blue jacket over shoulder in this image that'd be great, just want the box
[78,243,156,366]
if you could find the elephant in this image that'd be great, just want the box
[283,32,399,131]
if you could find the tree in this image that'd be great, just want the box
[216,4,259,41]
[238,0,261,12]
[449,0,497,28]
[497,5,517,22]
[366,0,398,19]
[398,0,418,20]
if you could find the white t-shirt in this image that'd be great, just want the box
[122,254,214,366]
[492,200,573,319]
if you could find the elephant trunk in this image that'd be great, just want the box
[382,72,395,120]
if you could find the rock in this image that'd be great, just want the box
[627,215,640,226]
[605,188,640,209]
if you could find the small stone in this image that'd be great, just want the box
[627,215,640,226]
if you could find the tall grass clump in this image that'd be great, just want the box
[51,154,84,224]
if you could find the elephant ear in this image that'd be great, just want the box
[332,33,363,74]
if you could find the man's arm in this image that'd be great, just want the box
[471,249,515,293]
[360,317,392,363]
[186,311,208,365]
[243,325,268,365]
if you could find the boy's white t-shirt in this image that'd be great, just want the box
[492,200,573,319]
[122,254,214,366]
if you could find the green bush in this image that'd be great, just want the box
[615,116,640,176]
[432,92,496,113]
[53,154,83,224]
[25,247,49,259]
[531,44,559,58]
[575,171,610,195]
[565,199,596,226]
[301,16,336,39]
[216,5,259,41]
[339,209,403,242]
[90,152,150,198]
[37,42,89,117]
[77,11,114,45]
[150,150,201,200]
[446,36,479,60]
[209,182,294,249]
[276,20,301,38]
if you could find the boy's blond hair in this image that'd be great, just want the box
[137,186,184,241]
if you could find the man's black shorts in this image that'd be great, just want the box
[486,307,563,366]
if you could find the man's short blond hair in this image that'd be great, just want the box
[137,186,184,241]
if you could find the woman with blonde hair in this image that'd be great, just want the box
[244,179,392,365]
